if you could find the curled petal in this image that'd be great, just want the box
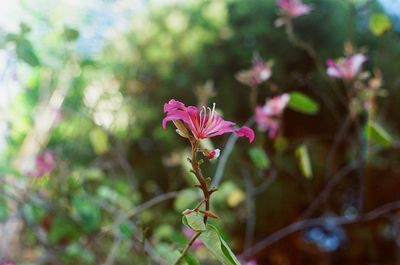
[163,99,186,113]
[235,127,255,143]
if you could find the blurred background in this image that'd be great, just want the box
[1,0,400,264]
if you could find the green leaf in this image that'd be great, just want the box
[182,212,206,232]
[89,127,109,155]
[48,215,80,244]
[184,253,201,265]
[369,13,391,36]
[366,121,392,147]
[118,221,134,239]
[295,145,312,178]
[288,92,319,114]
[156,243,188,265]
[249,147,269,170]
[72,194,101,232]
[16,38,40,66]
[199,224,241,265]
[63,26,80,42]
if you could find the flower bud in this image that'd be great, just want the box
[173,120,190,138]
[202,148,220,160]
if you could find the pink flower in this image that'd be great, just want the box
[246,259,258,265]
[277,0,313,17]
[29,151,55,178]
[182,227,202,249]
[236,56,272,87]
[326,53,367,81]
[162,99,254,143]
[255,94,290,139]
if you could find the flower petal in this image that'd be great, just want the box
[235,127,255,143]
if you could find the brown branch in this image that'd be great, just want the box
[241,200,400,259]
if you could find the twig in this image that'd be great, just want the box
[241,200,400,259]
[102,236,121,265]
[324,115,352,180]
[300,161,358,219]
[174,137,213,263]
[253,169,277,196]
[212,118,255,187]
[173,231,202,265]
[242,168,256,250]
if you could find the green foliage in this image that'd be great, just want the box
[182,212,206,232]
[199,224,241,265]
[89,127,110,155]
[295,144,312,178]
[174,189,199,212]
[365,121,393,147]
[369,13,391,36]
[16,38,40,66]
[249,146,270,170]
[63,26,80,42]
[288,92,319,114]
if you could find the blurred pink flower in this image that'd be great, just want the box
[163,99,254,143]
[255,94,290,139]
[277,0,313,17]
[236,56,272,87]
[182,227,202,249]
[246,259,258,265]
[326,53,367,81]
[29,151,55,178]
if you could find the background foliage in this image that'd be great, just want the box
[1,0,400,264]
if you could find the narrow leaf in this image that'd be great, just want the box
[295,145,312,178]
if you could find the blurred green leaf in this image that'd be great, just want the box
[89,127,109,155]
[274,135,288,153]
[182,212,206,232]
[48,215,80,244]
[64,242,95,265]
[20,23,31,34]
[63,26,80,42]
[366,121,392,147]
[249,147,269,170]
[295,145,312,178]
[369,13,391,36]
[288,92,319,114]
[118,221,134,239]
[174,189,199,212]
[72,194,101,232]
[153,224,174,241]
[0,197,8,222]
[155,243,187,265]
[16,38,40,66]
[199,224,241,265]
